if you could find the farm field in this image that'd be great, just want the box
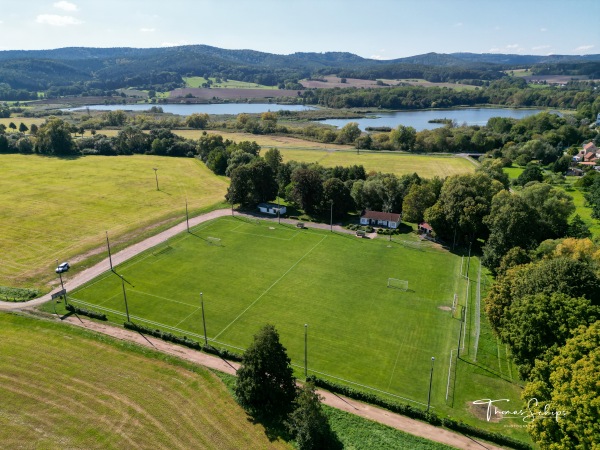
[0,312,290,449]
[62,216,525,437]
[0,154,228,289]
[184,76,278,90]
[0,116,46,129]
[560,182,600,238]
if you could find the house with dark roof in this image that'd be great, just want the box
[360,210,401,229]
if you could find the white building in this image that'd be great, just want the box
[360,210,401,229]
[258,203,286,215]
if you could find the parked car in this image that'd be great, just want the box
[56,262,70,273]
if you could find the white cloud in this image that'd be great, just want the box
[161,40,188,47]
[540,27,547,32]
[453,22,463,27]
[532,45,551,50]
[36,14,82,26]
[53,1,78,11]
[506,44,519,49]
[140,28,156,32]
[575,44,595,52]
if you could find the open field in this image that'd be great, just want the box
[0,154,228,289]
[560,183,600,238]
[503,166,525,179]
[184,77,278,90]
[278,149,476,177]
[0,117,46,129]
[169,87,300,100]
[61,216,525,438]
[300,76,476,91]
[0,312,289,449]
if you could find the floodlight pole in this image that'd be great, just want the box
[304,324,308,378]
[466,240,472,278]
[277,195,281,225]
[56,259,67,306]
[185,199,190,233]
[153,168,159,191]
[427,356,435,413]
[201,292,208,346]
[106,231,113,271]
[330,200,333,232]
[120,275,130,322]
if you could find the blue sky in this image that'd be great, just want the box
[0,0,598,58]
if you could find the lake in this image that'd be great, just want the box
[64,103,315,115]
[65,103,549,131]
[318,108,547,131]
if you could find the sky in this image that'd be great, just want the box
[0,0,598,58]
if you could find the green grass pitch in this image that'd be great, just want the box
[68,217,464,407]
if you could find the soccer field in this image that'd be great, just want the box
[68,217,466,407]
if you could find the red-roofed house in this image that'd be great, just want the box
[360,210,401,229]
[583,142,598,153]
[418,222,433,235]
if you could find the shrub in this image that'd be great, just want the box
[65,303,107,321]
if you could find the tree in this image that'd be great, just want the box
[287,382,336,450]
[33,117,76,155]
[184,113,209,129]
[336,122,361,144]
[425,173,502,246]
[389,125,417,151]
[114,125,149,154]
[520,182,575,240]
[523,321,600,449]
[235,324,297,419]
[18,122,28,133]
[585,176,600,219]
[501,292,599,379]
[290,167,323,215]
[321,177,354,218]
[226,160,277,207]
[515,163,543,186]
[401,179,440,223]
[29,123,38,135]
[485,257,600,338]
[8,122,16,131]
[264,147,283,175]
[567,215,592,239]
[225,149,256,177]
[476,159,510,189]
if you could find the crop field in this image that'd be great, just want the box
[299,76,476,91]
[184,77,278,90]
[63,216,525,436]
[0,312,289,449]
[0,154,228,289]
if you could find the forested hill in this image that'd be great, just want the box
[0,45,599,98]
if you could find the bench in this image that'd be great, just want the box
[296,222,305,229]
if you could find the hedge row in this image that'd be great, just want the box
[124,321,201,349]
[307,376,531,450]
[65,304,108,321]
[123,321,243,362]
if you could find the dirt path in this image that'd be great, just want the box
[57,315,505,450]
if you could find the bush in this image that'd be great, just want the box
[65,303,107,321]
[306,376,532,450]
[124,321,201,350]
[0,286,40,302]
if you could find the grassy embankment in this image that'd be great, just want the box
[0,154,229,290]
[184,77,278,90]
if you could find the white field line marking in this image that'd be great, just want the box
[229,229,300,241]
[133,290,197,308]
[96,291,122,307]
[386,345,404,390]
[174,306,202,328]
[214,235,328,340]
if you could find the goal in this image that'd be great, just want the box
[207,236,221,246]
[387,278,408,291]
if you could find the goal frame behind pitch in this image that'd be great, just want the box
[387,278,408,291]
[207,236,221,246]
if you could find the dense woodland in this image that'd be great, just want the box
[0,45,599,98]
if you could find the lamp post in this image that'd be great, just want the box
[201,292,208,347]
[304,324,308,378]
[277,194,281,225]
[185,199,190,233]
[153,168,159,191]
[120,274,130,322]
[427,356,435,413]
[106,231,114,271]
[330,200,333,232]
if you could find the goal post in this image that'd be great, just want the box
[387,278,408,291]
[207,236,221,246]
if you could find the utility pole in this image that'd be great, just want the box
[153,168,159,191]
[427,356,435,412]
[201,292,208,347]
[304,324,308,378]
[120,275,130,322]
[106,231,113,271]
[330,200,333,232]
[185,199,190,233]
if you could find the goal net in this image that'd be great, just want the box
[207,236,221,246]
[387,278,408,290]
